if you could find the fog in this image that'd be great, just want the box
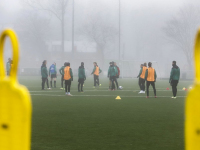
[1,0,199,78]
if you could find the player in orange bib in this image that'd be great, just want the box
[145,62,157,98]
[64,62,73,96]
[91,62,102,88]
[137,63,147,94]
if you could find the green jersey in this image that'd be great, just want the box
[41,66,48,78]
[169,65,180,82]
[59,66,65,76]
[78,66,86,79]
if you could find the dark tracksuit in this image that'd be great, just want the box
[169,65,180,97]
[145,68,157,97]
[41,65,49,89]
[108,66,118,90]
[137,67,146,91]
[59,66,65,88]
[6,61,10,76]
[78,66,86,92]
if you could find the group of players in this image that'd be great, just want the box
[137,61,180,98]
[40,60,122,96]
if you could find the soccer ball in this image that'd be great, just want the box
[118,86,123,90]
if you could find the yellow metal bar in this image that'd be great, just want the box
[0,29,32,150]
[185,28,200,150]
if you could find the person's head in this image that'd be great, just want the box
[66,62,70,67]
[172,61,176,66]
[143,63,147,67]
[114,62,117,66]
[93,62,97,66]
[53,62,56,66]
[64,62,67,67]
[109,62,112,66]
[8,58,11,62]
[81,62,84,67]
[43,60,47,65]
[148,62,152,67]
[140,64,143,68]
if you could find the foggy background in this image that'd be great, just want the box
[1,0,200,78]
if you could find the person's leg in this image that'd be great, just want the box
[138,78,142,90]
[111,77,115,90]
[97,75,99,86]
[146,81,150,97]
[109,78,111,89]
[54,77,56,88]
[151,82,156,96]
[81,79,84,92]
[65,80,68,93]
[50,75,53,88]
[46,78,49,88]
[114,77,118,89]
[141,79,145,91]
[94,75,96,86]
[61,75,64,88]
[172,80,178,97]
[78,79,81,92]
[42,77,45,89]
[68,80,71,94]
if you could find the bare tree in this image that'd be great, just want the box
[22,0,69,61]
[15,11,51,62]
[163,5,200,67]
[79,14,118,61]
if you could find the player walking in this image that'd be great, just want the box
[78,62,86,92]
[64,62,73,96]
[59,62,67,90]
[137,63,147,94]
[91,62,102,88]
[41,60,50,90]
[49,62,57,88]
[169,61,180,99]
[145,62,157,98]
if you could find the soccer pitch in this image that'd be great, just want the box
[19,76,192,150]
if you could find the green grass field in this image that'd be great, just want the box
[18,76,193,150]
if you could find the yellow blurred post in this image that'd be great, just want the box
[0,29,32,150]
[185,28,200,150]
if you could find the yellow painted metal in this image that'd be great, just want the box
[185,28,200,150]
[0,29,32,150]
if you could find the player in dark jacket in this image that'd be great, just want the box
[78,62,86,92]
[169,61,180,99]
[108,62,118,90]
[59,62,67,90]
[41,60,50,90]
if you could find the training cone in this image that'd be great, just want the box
[115,96,121,100]
[183,87,186,90]
[166,87,169,90]
[185,88,188,91]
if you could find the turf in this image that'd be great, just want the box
[18,76,192,150]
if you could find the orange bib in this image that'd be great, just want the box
[147,67,155,81]
[64,66,71,80]
[140,66,147,79]
[94,66,99,76]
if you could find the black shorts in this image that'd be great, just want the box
[51,74,56,78]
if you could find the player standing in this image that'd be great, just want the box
[91,62,102,88]
[6,58,11,75]
[64,62,73,96]
[59,62,67,90]
[114,62,120,89]
[108,62,118,90]
[78,62,86,92]
[145,62,157,98]
[41,60,50,90]
[49,62,57,88]
[137,63,147,94]
[169,61,180,99]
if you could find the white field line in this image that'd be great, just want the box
[30,94,186,98]
[29,89,187,92]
